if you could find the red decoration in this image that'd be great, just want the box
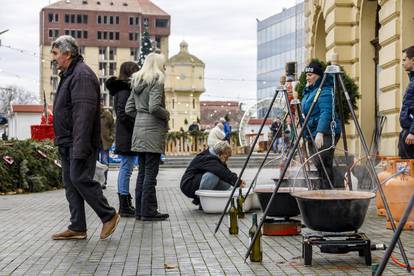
[54,159,61,168]
[37,150,48,158]
[31,125,55,141]
[3,156,14,165]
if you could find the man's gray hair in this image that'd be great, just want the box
[51,35,79,57]
[213,141,232,156]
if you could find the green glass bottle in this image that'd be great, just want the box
[229,198,239,235]
[249,213,262,262]
[236,188,245,218]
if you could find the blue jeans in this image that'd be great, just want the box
[199,172,232,190]
[98,148,109,184]
[117,155,135,195]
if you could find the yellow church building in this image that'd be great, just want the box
[305,0,414,156]
[164,41,205,131]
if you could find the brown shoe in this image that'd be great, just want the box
[52,229,87,240]
[100,213,120,240]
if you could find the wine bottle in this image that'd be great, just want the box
[249,213,262,262]
[229,198,239,235]
[236,188,245,218]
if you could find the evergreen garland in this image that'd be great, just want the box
[0,140,63,194]
[295,59,360,124]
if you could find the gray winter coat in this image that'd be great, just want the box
[125,79,169,154]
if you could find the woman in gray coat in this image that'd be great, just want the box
[126,53,170,221]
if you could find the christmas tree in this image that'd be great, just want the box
[137,25,153,69]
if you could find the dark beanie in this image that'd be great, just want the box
[304,61,324,76]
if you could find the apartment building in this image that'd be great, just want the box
[40,0,170,106]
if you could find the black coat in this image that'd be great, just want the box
[180,149,238,199]
[400,71,414,133]
[106,77,137,156]
[270,121,282,138]
[53,56,100,159]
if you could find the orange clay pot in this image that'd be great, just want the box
[384,160,414,230]
[376,157,399,216]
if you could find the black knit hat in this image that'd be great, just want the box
[304,61,324,77]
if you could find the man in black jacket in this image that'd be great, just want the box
[180,141,245,205]
[399,45,414,158]
[51,35,119,241]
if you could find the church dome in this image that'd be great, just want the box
[168,40,205,67]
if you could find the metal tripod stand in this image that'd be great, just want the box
[243,63,412,272]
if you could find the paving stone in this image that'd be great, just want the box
[0,168,413,275]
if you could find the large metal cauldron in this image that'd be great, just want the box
[254,186,306,218]
[292,190,375,232]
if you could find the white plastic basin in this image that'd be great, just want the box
[195,188,255,214]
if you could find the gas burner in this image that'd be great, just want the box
[302,232,373,266]
[262,218,301,236]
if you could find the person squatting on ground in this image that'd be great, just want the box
[180,141,246,206]
[301,61,341,189]
[399,45,414,159]
[99,100,115,189]
[207,122,225,148]
[126,53,170,221]
[51,35,119,240]
[105,61,139,217]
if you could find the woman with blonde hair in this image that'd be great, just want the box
[126,53,170,221]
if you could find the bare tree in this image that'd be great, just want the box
[0,85,39,114]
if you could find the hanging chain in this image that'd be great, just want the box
[330,73,337,147]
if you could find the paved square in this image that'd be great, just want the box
[0,168,413,275]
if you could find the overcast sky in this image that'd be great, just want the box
[0,0,298,104]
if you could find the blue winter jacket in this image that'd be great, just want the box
[301,75,341,139]
[400,71,414,133]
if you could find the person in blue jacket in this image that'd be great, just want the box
[301,61,341,189]
[399,45,414,159]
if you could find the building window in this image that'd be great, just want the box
[48,29,59,38]
[83,30,88,39]
[129,33,133,41]
[109,47,116,60]
[143,17,149,27]
[115,32,119,40]
[48,13,54,22]
[65,30,69,35]
[97,31,102,40]
[71,30,76,37]
[109,16,114,25]
[130,48,139,60]
[103,31,107,40]
[71,14,75,23]
[77,14,82,23]
[99,63,107,75]
[83,15,88,24]
[103,15,107,24]
[76,30,82,38]
[109,32,113,40]
[135,33,139,40]
[97,15,101,24]
[65,14,69,23]
[115,16,119,24]
[129,16,139,25]
[155,36,161,49]
[156,19,168,28]
[99,47,107,60]
[109,62,116,75]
